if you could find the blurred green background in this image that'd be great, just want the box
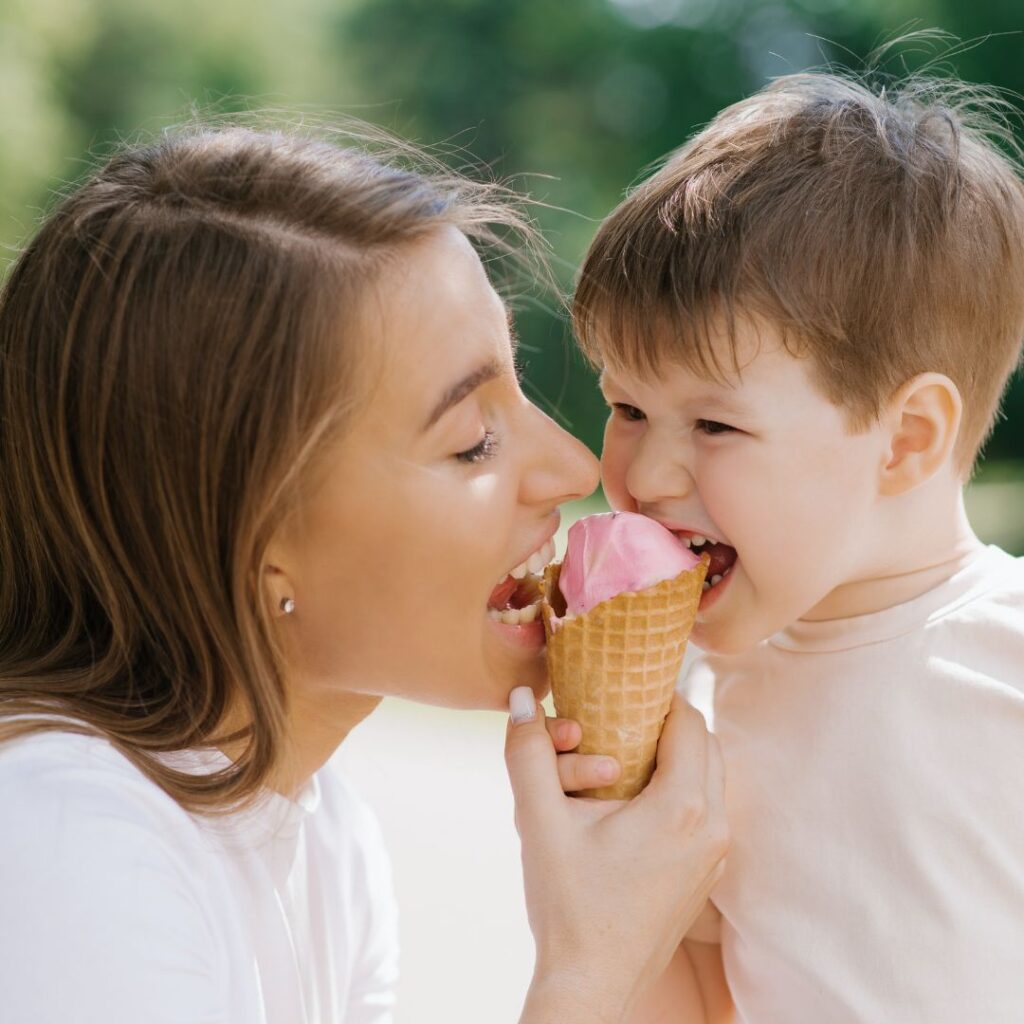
[2,0,1022,549]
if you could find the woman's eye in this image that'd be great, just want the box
[611,402,646,422]
[696,419,734,435]
[456,430,500,464]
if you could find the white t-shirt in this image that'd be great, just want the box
[0,729,399,1023]
[682,543,1024,1023]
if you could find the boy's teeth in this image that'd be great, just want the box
[692,535,708,546]
[702,581,711,591]
[711,574,722,586]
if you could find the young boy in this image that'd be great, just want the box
[573,70,1024,1022]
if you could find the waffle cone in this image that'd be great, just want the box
[541,554,709,799]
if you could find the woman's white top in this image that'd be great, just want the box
[0,728,399,1023]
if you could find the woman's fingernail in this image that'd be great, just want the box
[598,758,618,781]
[509,686,536,724]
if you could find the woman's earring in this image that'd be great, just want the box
[279,596,296,615]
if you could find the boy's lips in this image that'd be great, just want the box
[652,522,738,588]
[698,557,736,612]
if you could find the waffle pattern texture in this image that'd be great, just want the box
[541,555,709,799]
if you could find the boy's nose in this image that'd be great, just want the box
[624,429,694,506]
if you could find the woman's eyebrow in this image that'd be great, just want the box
[422,360,504,433]
[421,304,519,433]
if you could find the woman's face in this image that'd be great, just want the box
[267,226,599,710]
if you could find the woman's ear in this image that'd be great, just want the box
[262,553,297,618]
[878,373,962,497]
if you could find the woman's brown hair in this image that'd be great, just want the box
[0,118,540,814]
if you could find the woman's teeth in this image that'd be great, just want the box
[487,603,540,625]
[503,538,556,584]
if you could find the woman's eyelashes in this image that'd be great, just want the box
[610,403,735,435]
[456,430,500,464]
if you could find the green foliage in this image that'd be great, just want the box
[2,0,1023,462]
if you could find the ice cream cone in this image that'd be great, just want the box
[540,554,710,799]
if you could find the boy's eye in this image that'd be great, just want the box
[456,430,500,464]
[696,419,734,435]
[611,402,646,422]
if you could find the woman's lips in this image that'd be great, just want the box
[486,615,546,648]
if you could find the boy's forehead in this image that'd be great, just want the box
[600,358,756,409]
[598,308,815,407]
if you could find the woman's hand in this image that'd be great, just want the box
[544,715,623,793]
[505,688,728,1024]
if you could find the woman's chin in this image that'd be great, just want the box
[477,646,549,710]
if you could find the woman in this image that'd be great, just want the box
[0,122,727,1023]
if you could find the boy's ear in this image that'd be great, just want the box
[878,373,962,497]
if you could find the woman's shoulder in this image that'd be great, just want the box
[0,728,231,1017]
[315,749,390,855]
[0,726,215,876]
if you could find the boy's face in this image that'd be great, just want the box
[598,315,888,655]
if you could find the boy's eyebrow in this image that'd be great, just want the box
[698,392,750,416]
[598,371,751,416]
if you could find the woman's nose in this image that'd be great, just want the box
[521,407,600,507]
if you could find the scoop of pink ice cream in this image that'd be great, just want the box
[558,511,701,616]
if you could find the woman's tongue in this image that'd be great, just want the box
[487,576,519,611]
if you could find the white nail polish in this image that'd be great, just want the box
[509,686,536,724]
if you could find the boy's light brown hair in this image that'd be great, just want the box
[573,69,1024,479]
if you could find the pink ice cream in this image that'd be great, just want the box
[558,511,701,616]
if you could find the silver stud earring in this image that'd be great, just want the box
[280,596,296,615]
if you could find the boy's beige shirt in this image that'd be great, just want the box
[682,543,1024,1023]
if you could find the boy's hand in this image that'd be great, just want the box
[506,690,729,1024]
[546,715,622,793]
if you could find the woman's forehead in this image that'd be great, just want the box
[356,228,513,427]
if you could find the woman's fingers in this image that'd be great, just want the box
[643,693,710,805]
[557,752,620,792]
[504,686,565,833]
[546,717,581,752]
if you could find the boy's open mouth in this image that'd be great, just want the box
[677,534,738,591]
[486,538,555,625]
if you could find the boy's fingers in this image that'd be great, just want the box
[546,717,582,752]
[557,753,621,793]
[504,686,564,831]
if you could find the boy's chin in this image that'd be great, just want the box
[691,621,768,657]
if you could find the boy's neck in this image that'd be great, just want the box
[801,477,985,623]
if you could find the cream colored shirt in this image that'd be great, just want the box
[683,544,1024,1023]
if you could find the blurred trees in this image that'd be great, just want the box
[2,0,1022,463]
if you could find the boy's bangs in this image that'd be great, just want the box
[575,282,763,389]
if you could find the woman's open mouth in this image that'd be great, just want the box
[486,537,556,626]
